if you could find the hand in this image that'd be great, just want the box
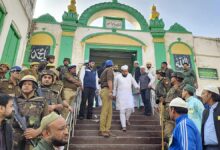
[24,128,41,139]
[173,84,179,90]
[112,96,116,100]
[109,92,113,99]
[68,106,73,112]
[159,97,164,103]
[48,105,56,112]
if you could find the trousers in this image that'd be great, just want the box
[99,88,112,132]
[120,108,133,128]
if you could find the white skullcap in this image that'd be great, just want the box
[121,65,128,70]
[203,86,219,95]
[134,61,139,64]
[169,97,188,109]
[140,65,145,69]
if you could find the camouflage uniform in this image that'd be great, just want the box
[155,77,170,104]
[62,71,81,118]
[40,85,63,114]
[183,68,197,87]
[12,93,48,150]
[163,72,185,142]
[0,78,21,96]
[57,65,69,80]
[20,69,39,80]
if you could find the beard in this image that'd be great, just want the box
[5,113,13,119]
[51,137,68,147]
[122,74,127,77]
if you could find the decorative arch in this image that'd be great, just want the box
[81,32,146,46]
[23,31,56,67]
[168,39,196,71]
[78,2,149,31]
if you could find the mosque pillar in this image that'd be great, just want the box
[149,5,166,69]
[58,0,78,65]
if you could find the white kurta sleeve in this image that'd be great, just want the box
[79,66,85,87]
[113,76,118,97]
[96,71,99,90]
[131,74,139,89]
[148,72,155,87]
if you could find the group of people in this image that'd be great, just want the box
[0,55,82,150]
[0,55,219,150]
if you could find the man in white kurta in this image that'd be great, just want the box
[113,65,139,131]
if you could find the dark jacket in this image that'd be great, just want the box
[201,102,220,149]
[83,67,97,89]
[134,67,141,83]
[2,120,13,150]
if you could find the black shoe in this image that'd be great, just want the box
[87,116,92,119]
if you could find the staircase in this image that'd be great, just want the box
[69,108,162,150]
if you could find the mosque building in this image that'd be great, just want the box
[1,0,220,93]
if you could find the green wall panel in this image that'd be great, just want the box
[1,25,20,67]
[58,35,74,65]
[154,42,166,69]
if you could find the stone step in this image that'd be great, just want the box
[75,124,161,131]
[93,110,144,115]
[74,130,161,137]
[94,115,157,120]
[71,136,161,144]
[69,144,161,150]
[77,119,160,125]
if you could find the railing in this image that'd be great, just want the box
[65,88,82,150]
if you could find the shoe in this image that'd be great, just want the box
[106,131,117,137]
[126,120,131,126]
[87,116,92,119]
[122,127,126,132]
[98,131,108,137]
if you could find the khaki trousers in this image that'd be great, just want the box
[99,88,112,132]
[62,88,77,118]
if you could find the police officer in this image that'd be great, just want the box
[163,71,185,144]
[161,62,174,80]
[12,75,49,150]
[20,62,39,79]
[183,62,198,88]
[39,70,72,115]
[0,66,21,96]
[0,63,10,79]
[155,70,171,105]
[38,55,55,72]
[62,65,81,118]
[57,58,71,80]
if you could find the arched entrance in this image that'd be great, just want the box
[81,32,145,71]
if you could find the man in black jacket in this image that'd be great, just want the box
[0,94,14,150]
[201,86,220,150]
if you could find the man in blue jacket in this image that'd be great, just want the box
[168,97,202,150]
[79,60,99,119]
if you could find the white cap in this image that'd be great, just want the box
[134,61,139,64]
[169,97,188,109]
[203,86,219,95]
[121,65,128,71]
[140,65,145,69]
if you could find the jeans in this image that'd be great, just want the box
[79,87,96,118]
[140,89,152,115]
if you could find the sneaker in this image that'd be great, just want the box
[122,127,126,132]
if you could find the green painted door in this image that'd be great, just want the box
[1,25,20,66]
[0,7,6,33]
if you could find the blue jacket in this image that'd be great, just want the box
[169,114,202,150]
[83,67,97,89]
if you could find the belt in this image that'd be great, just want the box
[101,86,109,89]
